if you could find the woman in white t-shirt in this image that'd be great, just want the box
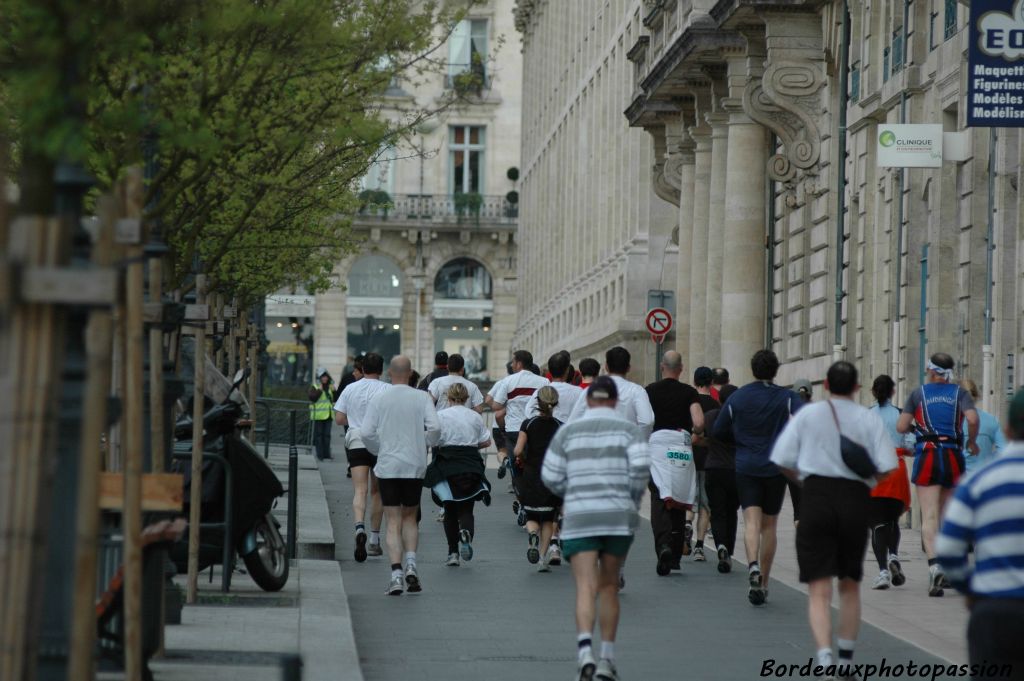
[423,383,492,566]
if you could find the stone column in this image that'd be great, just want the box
[313,268,348,377]
[720,99,767,385]
[704,109,729,367]
[490,278,518,379]
[687,123,712,362]
[676,130,697,369]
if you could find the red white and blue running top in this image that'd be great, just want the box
[902,382,975,453]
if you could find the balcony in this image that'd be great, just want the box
[352,193,518,230]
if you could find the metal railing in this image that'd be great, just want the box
[356,193,518,225]
[254,398,315,459]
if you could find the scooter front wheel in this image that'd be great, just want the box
[241,515,289,591]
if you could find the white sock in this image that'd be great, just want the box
[391,568,403,579]
[577,632,592,662]
[600,641,615,661]
[404,551,417,568]
[817,647,833,668]
[370,531,380,545]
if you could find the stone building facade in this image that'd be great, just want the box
[516,0,1024,414]
[265,0,523,384]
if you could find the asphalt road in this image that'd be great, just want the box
[320,458,956,681]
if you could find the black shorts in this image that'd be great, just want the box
[867,496,904,526]
[378,478,422,507]
[735,473,787,515]
[346,447,377,469]
[796,476,870,583]
[492,428,515,452]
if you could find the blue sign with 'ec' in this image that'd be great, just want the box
[968,0,1024,126]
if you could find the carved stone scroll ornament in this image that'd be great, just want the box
[742,61,825,183]
[648,124,683,207]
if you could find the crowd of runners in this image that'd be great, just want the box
[307,345,1024,681]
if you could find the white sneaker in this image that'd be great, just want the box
[872,569,891,590]
[405,564,422,593]
[538,549,551,572]
[548,542,563,566]
[595,658,619,681]
[446,553,460,567]
[385,573,404,596]
[577,648,596,681]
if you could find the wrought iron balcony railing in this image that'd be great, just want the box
[355,193,518,226]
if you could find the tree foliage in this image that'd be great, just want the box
[2,0,473,302]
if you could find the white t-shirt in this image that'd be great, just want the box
[525,381,584,422]
[361,385,441,479]
[437,405,490,447]
[770,399,898,486]
[428,374,484,411]
[568,374,655,439]
[488,370,550,433]
[333,377,390,449]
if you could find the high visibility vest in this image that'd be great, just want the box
[310,383,334,421]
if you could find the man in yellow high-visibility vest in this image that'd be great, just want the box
[309,367,338,461]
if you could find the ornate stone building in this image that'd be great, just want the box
[516,0,1024,413]
[265,0,522,384]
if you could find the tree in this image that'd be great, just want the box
[2,0,475,302]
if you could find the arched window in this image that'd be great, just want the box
[347,255,403,298]
[434,257,492,300]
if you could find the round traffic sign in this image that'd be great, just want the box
[645,307,673,335]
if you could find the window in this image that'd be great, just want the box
[944,0,957,40]
[448,19,488,87]
[850,61,860,101]
[434,258,492,300]
[883,46,890,82]
[360,146,396,194]
[449,126,485,194]
[891,29,904,75]
[347,255,402,298]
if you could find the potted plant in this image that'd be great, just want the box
[453,191,483,223]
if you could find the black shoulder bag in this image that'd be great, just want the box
[827,400,878,479]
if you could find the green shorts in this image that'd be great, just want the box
[562,535,634,560]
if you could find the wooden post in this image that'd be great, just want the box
[212,294,225,374]
[186,275,207,604]
[248,321,258,422]
[226,298,238,380]
[121,170,147,681]
[68,196,117,681]
[149,258,165,473]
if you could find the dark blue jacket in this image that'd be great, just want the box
[711,381,802,477]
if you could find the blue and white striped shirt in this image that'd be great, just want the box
[936,442,1024,598]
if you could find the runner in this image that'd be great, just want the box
[711,349,802,605]
[771,361,896,678]
[428,353,484,412]
[579,358,600,389]
[960,379,1007,472]
[568,347,654,438]
[711,367,732,403]
[513,386,564,571]
[486,350,549,479]
[333,352,389,562]
[541,377,650,681]
[423,383,491,567]
[691,366,720,562]
[896,352,979,596]
[526,351,583,421]
[937,387,1024,679]
[645,351,704,576]
[360,356,441,595]
[867,374,914,590]
[416,351,449,390]
[701,403,740,573]
[787,379,813,528]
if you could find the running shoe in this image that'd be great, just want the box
[928,567,944,597]
[682,522,693,556]
[354,529,368,563]
[538,550,551,572]
[548,542,563,566]
[459,529,474,562]
[577,649,597,681]
[748,568,765,606]
[693,545,706,562]
[527,532,541,564]
[717,545,731,573]
[436,511,445,522]
[595,658,619,681]
[446,553,460,567]
[386,573,404,596]
[367,542,383,557]
[940,574,953,589]
[512,499,521,515]
[656,546,673,576]
[888,556,905,586]
[405,564,422,593]
[497,458,507,478]
[517,507,528,527]
[618,570,625,591]
[872,570,891,590]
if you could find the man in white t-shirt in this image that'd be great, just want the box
[486,350,550,473]
[334,352,390,562]
[428,353,484,412]
[361,356,441,596]
[770,361,896,678]
[525,351,582,422]
[568,346,654,439]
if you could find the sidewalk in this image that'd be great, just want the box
[101,443,361,681]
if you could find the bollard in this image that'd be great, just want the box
[287,410,298,560]
[280,653,303,681]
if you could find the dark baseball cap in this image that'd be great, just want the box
[587,376,618,401]
[694,366,713,386]
[434,351,449,366]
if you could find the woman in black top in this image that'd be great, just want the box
[513,386,563,571]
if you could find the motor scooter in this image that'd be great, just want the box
[170,367,289,591]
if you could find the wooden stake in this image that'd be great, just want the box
[226,298,237,380]
[68,195,117,681]
[248,323,258,424]
[186,275,207,604]
[122,169,146,681]
[149,258,165,473]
